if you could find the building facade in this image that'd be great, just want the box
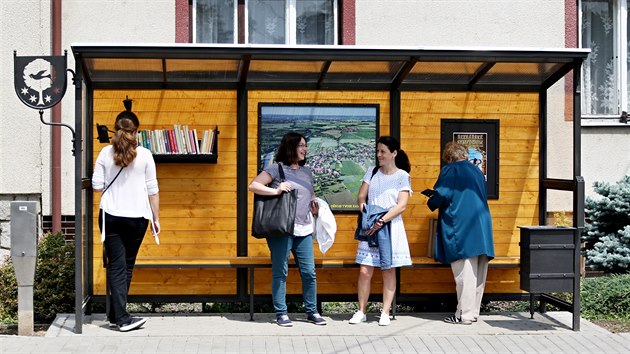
[0,0,623,259]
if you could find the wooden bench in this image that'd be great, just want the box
[122,255,520,320]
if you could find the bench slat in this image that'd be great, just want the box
[134,256,520,268]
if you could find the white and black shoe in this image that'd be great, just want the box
[118,317,147,332]
[443,314,472,325]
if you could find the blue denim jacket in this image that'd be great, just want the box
[354,205,393,269]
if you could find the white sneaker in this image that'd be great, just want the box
[378,313,391,326]
[348,310,367,324]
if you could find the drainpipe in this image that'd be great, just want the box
[51,0,62,232]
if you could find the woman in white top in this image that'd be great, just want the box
[349,136,412,326]
[92,109,160,332]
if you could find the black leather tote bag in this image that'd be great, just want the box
[251,163,297,238]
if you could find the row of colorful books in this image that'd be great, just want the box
[137,125,216,155]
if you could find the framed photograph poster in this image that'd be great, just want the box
[258,103,379,212]
[440,119,499,199]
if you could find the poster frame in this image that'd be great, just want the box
[440,119,500,199]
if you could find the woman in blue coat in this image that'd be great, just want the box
[426,142,494,325]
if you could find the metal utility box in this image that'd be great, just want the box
[10,201,39,336]
[10,201,39,286]
[519,226,577,293]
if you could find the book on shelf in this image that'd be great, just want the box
[137,125,216,156]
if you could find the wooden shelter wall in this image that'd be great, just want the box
[91,89,538,297]
[247,91,391,294]
[92,89,238,295]
[399,91,539,294]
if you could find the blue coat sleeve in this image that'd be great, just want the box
[427,165,454,211]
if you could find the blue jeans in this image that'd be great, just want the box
[266,234,317,315]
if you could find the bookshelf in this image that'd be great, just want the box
[138,125,219,164]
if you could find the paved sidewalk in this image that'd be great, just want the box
[1,312,629,353]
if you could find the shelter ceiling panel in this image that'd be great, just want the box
[86,58,163,82]
[75,45,588,91]
[481,62,566,84]
[165,59,239,82]
[406,61,483,84]
[248,60,324,82]
[326,61,404,83]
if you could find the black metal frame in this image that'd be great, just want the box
[440,119,500,199]
[256,102,380,212]
[71,44,589,333]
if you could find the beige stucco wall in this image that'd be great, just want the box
[582,128,630,196]
[356,0,563,48]
[0,1,50,196]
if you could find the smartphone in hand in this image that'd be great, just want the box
[421,189,436,197]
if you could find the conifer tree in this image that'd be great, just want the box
[583,176,630,273]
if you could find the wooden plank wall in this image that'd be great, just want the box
[92,90,238,295]
[91,89,539,297]
[399,91,539,294]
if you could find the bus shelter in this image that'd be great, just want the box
[70,44,589,333]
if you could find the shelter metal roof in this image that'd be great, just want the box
[71,44,590,92]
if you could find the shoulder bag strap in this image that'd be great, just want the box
[277,162,286,181]
[370,166,378,180]
[103,167,123,194]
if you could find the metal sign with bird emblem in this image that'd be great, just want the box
[14,53,67,110]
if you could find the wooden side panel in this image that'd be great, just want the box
[92,90,238,295]
[400,268,522,294]
[90,90,537,297]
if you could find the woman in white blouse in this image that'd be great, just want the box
[92,109,160,332]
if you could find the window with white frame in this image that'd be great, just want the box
[580,0,630,118]
[194,0,337,45]
[194,0,238,44]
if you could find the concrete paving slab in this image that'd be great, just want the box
[1,312,629,353]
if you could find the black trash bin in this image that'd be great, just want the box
[519,226,576,292]
[518,225,581,331]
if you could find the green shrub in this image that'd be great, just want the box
[0,256,18,323]
[583,176,630,273]
[581,274,630,321]
[0,231,75,324]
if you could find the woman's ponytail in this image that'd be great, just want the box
[111,111,140,167]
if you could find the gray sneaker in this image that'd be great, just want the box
[276,314,293,327]
[307,312,327,325]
